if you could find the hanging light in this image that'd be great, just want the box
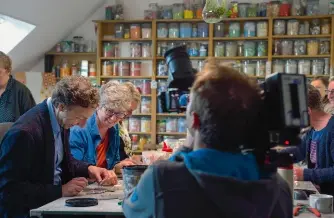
[202,0,226,24]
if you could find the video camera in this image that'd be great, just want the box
[159,46,310,167]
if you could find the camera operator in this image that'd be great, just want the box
[122,59,292,218]
[281,85,334,196]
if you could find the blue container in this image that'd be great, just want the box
[192,24,198,37]
[180,23,192,38]
[197,23,209,38]
[244,22,256,37]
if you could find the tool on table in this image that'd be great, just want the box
[293,204,321,217]
[65,198,98,207]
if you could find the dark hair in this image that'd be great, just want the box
[51,75,99,108]
[190,58,263,152]
[312,76,329,87]
[308,84,323,111]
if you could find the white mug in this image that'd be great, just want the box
[309,194,333,214]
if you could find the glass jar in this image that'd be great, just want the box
[159,42,168,57]
[257,41,267,56]
[215,42,225,57]
[307,40,319,55]
[307,0,319,15]
[310,19,321,35]
[157,119,166,132]
[324,58,330,75]
[115,24,124,38]
[312,59,324,75]
[130,43,142,57]
[197,23,209,38]
[225,42,237,57]
[294,40,306,55]
[273,60,284,73]
[157,23,168,38]
[257,2,267,17]
[237,42,244,56]
[142,80,151,95]
[247,4,257,17]
[199,44,207,57]
[271,1,281,17]
[141,97,151,113]
[103,42,113,57]
[113,61,119,76]
[274,20,286,35]
[285,59,297,74]
[180,23,192,38]
[257,21,268,37]
[281,40,293,55]
[130,24,141,39]
[242,61,255,76]
[319,40,330,55]
[321,19,331,34]
[229,22,241,37]
[273,40,281,55]
[330,1,334,15]
[168,42,179,50]
[140,118,151,133]
[287,20,299,35]
[141,24,152,39]
[244,22,256,37]
[214,23,224,37]
[119,61,130,76]
[198,60,205,72]
[173,3,184,19]
[195,4,203,19]
[184,0,194,19]
[102,61,109,76]
[291,0,305,16]
[129,117,140,132]
[168,23,179,38]
[192,24,198,37]
[177,118,187,133]
[299,21,310,35]
[244,41,256,57]
[162,5,173,19]
[149,3,158,19]
[279,0,290,16]
[158,61,168,76]
[256,61,266,76]
[142,43,151,57]
[130,61,141,76]
[166,118,178,132]
[298,60,311,75]
[238,3,249,17]
[188,42,199,57]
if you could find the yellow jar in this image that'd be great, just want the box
[184,10,194,19]
[307,40,319,56]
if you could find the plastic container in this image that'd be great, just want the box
[115,24,124,38]
[274,20,286,35]
[173,3,184,19]
[307,40,319,55]
[180,23,192,38]
[157,23,168,38]
[312,59,324,75]
[285,59,297,74]
[287,20,299,35]
[321,19,331,34]
[281,40,293,55]
[129,117,141,132]
[141,24,152,39]
[294,40,306,55]
[238,3,249,17]
[197,23,209,38]
[142,43,152,57]
[140,117,151,132]
[273,60,284,73]
[119,61,130,76]
[298,60,311,75]
[214,42,225,57]
[168,23,179,38]
[214,23,224,37]
[307,0,319,15]
[166,118,178,132]
[141,97,151,113]
[244,41,256,57]
[257,21,268,37]
[229,22,241,37]
[122,165,148,196]
[130,43,142,57]
[256,61,266,76]
[226,42,237,57]
[257,41,267,56]
[244,22,256,37]
[130,62,141,76]
[130,24,141,39]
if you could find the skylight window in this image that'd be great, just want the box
[0,14,36,54]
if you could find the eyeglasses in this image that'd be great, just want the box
[325,90,334,95]
[104,107,127,120]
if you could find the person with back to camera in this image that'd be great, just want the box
[281,85,334,197]
[122,58,292,218]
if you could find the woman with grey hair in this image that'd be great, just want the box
[70,80,134,181]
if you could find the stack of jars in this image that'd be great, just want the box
[157,22,208,38]
[114,23,152,39]
[214,41,267,57]
[273,59,329,75]
[273,39,330,56]
[157,117,187,133]
[103,43,120,57]
[130,43,152,58]
[128,117,151,133]
[241,60,266,77]
[274,19,330,36]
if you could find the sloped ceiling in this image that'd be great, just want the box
[0,0,106,72]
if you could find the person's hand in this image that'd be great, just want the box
[62,177,88,197]
[294,167,304,181]
[115,159,136,173]
[88,166,117,186]
[99,170,118,186]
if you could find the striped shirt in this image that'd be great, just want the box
[310,129,325,166]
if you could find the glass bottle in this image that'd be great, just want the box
[202,0,224,23]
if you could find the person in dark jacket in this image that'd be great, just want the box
[123,59,292,218]
[282,85,334,197]
[0,51,35,122]
[0,76,114,218]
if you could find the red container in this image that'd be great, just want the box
[142,80,151,95]
[130,61,141,76]
[279,2,290,16]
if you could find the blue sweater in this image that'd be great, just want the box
[282,116,334,191]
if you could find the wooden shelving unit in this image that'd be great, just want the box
[90,15,334,145]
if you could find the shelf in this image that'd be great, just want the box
[214,37,268,41]
[215,56,268,60]
[156,56,207,60]
[157,113,186,117]
[129,132,151,135]
[272,55,331,59]
[221,17,269,21]
[141,94,152,97]
[272,15,332,20]
[305,74,330,78]
[100,76,152,79]
[156,76,168,79]
[132,113,152,116]
[157,132,187,136]
[93,19,152,23]
[103,38,152,42]
[156,19,204,23]
[46,52,96,56]
[100,57,153,60]
[273,34,331,39]
[157,37,209,41]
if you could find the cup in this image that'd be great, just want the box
[309,194,333,214]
